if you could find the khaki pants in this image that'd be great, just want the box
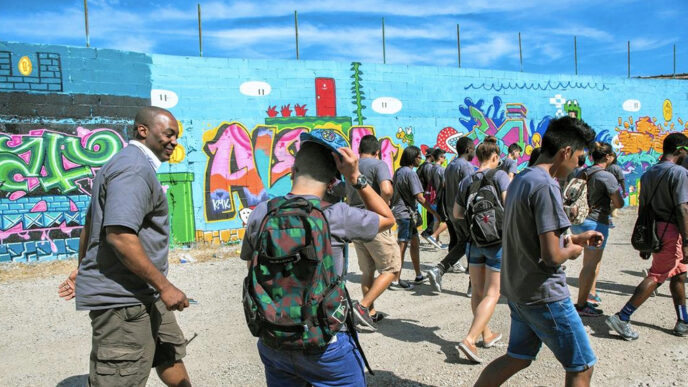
[88,299,186,387]
[354,229,402,274]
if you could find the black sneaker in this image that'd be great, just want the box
[371,312,385,323]
[351,300,377,330]
[412,273,428,284]
[389,280,414,291]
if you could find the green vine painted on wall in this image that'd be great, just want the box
[350,62,366,125]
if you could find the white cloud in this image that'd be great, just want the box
[461,34,519,66]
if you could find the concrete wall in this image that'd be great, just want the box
[1,41,686,262]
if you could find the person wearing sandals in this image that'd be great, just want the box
[571,142,625,317]
[454,136,510,363]
[391,146,441,289]
[475,117,604,387]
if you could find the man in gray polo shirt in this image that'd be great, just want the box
[58,107,191,386]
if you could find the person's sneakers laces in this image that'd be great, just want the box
[426,235,443,249]
[447,262,466,273]
[576,302,603,317]
[427,267,443,292]
[606,313,639,341]
[673,320,688,337]
[389,279,414,291]
[351,300,377,330]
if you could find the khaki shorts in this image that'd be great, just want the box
[354,229,401,274]
[88,298,186,387]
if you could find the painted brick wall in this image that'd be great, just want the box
[1,40,687,261]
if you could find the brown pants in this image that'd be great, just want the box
[88,299,186,387]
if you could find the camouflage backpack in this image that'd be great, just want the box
[242,196,373,372]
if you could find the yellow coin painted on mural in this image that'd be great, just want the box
[169,144,186,164]
[18,56,32,76]
[663,99,672,122]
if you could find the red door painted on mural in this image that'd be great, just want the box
[315,77,336,117]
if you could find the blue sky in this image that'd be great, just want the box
[1,0,686,77]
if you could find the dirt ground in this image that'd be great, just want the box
[2,208,688,386]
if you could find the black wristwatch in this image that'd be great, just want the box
[352,174,369,190]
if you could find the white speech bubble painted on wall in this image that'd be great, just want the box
[622,99,641,112]
[240,81,272,97]
[372,97,402,114]
[151,89,179,109]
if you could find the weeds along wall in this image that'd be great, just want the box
[1,41,686,262]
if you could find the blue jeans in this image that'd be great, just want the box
[466,243,502,271]
[571,218,609,249]
[507,298,597,372]
[257,332,365,387]
[396,218,418,242]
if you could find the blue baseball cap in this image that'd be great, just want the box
[299,129,349,160]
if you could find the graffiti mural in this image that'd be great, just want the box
[202,122,400,223]
[0,128,125,261]
[429,97,551,168]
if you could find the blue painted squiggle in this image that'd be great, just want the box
[464,81,609,92]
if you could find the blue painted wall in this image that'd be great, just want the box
[1,41,686,259]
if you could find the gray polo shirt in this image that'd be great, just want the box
[240,194,379,276]
[499,157,518,175]
[76,145,170,310]
[345,157,392,209]
[639,161,688,224]
[501,166,571,305]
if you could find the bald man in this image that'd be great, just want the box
[59,107,192,386]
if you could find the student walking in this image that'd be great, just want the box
[426,148,448,248]
[454,136,510,363]
[571,142,624,316]
[240,129,395,386]
[499,142,522,180]
[345,135,401,327]
[607,133,688,340]
[475,117,603,387]
[391,146,440,290]
[418,148,436,241]
[426,137,476,292]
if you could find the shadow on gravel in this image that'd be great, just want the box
[369,317,474,365]
[56,374,87,387]
[566,277,640,297]
[367,370,440,386]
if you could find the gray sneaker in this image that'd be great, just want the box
[606,314,639,341]
[389,279,414,291]
[447,262,466,273]
[426,235,443,249]
[673,320,688,337]
[427,267,443,292]
[351,300,377,331]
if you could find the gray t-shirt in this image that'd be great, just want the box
[455,169,510,208]
[345,157,392,208]
[392,166,424,219]
[240,194,379,276]
[499,157,518,175]
[501,166,572,305]
[639,161,688,224]
[417,162,435,190]
[444,158,475,221]
[607,163,626,192]
[431,164,445,192]
[76,145,170,310]
[576,165,619,225]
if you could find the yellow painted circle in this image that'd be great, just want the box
[662,99,673,122]
[531,133,542,147]
[18,56,32,76]
[169,144,186,164]
[177,121,184,138]
[525,144,533,156]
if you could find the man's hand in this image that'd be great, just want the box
[333,148,360,183]
[160,283,189,311]
[563,234,584,260]
[58,269,77,301]
[571,230,604,248]
[682,245,688,264]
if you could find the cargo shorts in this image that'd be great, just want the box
[88,298,186,387]
[354,229,402,274]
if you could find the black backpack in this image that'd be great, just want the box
[465,169,505,247]
[631,168,673,257]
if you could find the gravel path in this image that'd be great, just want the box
[1,208,687,386]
